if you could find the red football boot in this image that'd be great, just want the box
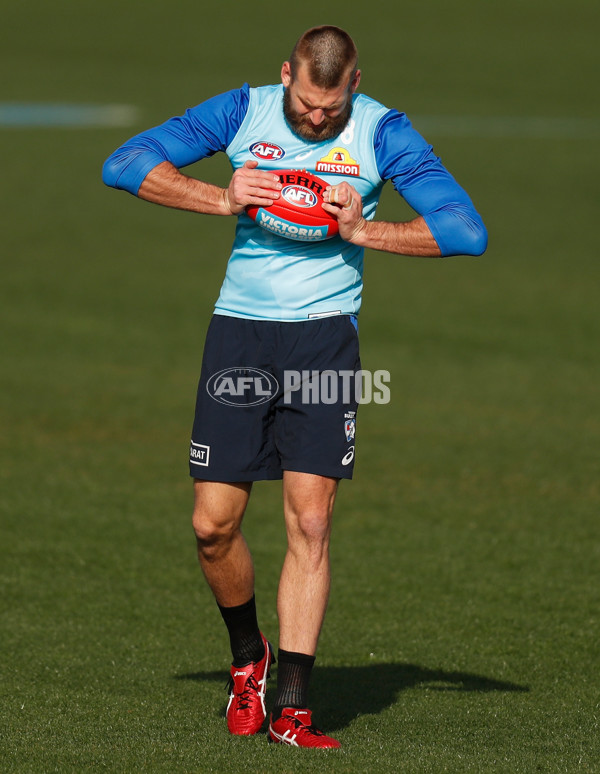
[268,708,341,748]
[226,633,274,735]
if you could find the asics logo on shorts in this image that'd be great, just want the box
[341,446,355,466]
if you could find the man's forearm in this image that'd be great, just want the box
[351,215,442,257]
[137,161,231,216]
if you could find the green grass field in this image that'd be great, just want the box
[1,1,599,771]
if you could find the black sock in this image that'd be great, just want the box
[217,595,264,667]
[272,649,315,718]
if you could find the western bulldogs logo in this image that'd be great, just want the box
[281,185,318,208]
[249,141,285,161]
[344,418,356,442]
[344,411,356,442]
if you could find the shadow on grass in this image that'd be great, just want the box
[174,662,528,731]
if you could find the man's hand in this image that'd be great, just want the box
[226,160,282,215]
[137,159,282,217]
[324,180,442,256]
[322,182,366,243]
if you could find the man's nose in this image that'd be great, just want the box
[309,109,325,125]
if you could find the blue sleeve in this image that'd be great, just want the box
[374,110,488,256]
[102,84,250,195]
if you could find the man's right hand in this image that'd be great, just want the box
[225,160,282,215]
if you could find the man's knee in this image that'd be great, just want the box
[191,480,250,557]
[286,510,333,573]
[192,508,239,556]
[292,509,332,545]
[283,472,338,554]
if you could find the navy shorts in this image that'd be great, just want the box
[189,314,361,481]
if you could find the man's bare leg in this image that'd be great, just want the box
[192,479,253,607]
[269,470,340,743]
[277,471,339,655]
[192,479,274,734]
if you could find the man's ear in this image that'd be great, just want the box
[351,69,362,93]
[281,61,292,88]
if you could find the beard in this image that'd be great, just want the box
[283,88,353,143]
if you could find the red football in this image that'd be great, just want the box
[246,169,339,242]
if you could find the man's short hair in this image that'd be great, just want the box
[289,26,358,89]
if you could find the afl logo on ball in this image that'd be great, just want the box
[249,142,285,161]
[281,185,318,208]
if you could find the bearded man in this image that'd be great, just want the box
[103,25,487,748]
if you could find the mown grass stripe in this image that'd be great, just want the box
[0,103,139,128]
[413,115,600,139]
[2,104,598,138]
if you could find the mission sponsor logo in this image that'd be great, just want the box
[281,184,318,208]
[249,141,286,161]
[316,147,360,176]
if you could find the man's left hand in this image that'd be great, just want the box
[322,183,366,243]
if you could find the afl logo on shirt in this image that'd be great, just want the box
[249,141,285,161]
